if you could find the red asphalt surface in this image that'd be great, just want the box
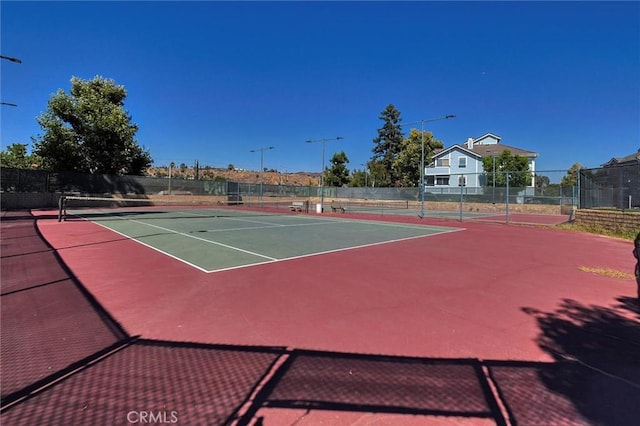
[2,209,633,425]
[33,209,635,363]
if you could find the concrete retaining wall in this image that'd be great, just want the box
[575,209,640,235]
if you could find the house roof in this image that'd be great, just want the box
[469,143,538,158]
[473,132,502,143]
[601,150,640,166]
[432,132,538,159]
[432,144,481,159]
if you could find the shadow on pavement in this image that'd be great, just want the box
[517,297,640,425]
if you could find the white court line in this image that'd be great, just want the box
[129,207,451,232]
[222,213,460,232]
[197,215,454,233]
[170,209,291,227]
[70,211,464,273]
[131,211,345,233]
[218,216,290,227]
[72,217,212,273]
[201,220,345,233]
[67,211,279,271]
[294,214,462,232]
[126,219,278,261]
[203,226,465,274]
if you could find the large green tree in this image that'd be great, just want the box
[348,169,367,187]
[481,149,531,187]
[0,143,42,169]
[394,128,443,187]
[371,104,404,186]
[325,151,350,187]
[33,76,152,175]
[561,162,583,187]
[535,174,551,195]
[366,160,389,188]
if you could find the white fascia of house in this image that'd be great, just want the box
[425,132,539,188]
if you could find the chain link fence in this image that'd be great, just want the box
[580,163,640,210]
[0,167,602,213]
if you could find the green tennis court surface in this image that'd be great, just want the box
[67,206,461,272]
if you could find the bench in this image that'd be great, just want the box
[289,201,306,212]
[330,200,345,213]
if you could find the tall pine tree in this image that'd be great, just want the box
[325,151,350,187]
[371,104,404,186]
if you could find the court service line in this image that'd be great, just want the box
[296,214,463,233]
[200,219,345,233]
[70,212,279,270]
[126,219,278,261]
[198,214,452,233]
[219,216,290,227]
[175,210,280,227]
[204,212,458,232]
[158,209,325,229]
[80,218,212,273]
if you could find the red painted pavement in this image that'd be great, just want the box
[33,210,636,363]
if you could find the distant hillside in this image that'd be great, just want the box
[146,167,320,186]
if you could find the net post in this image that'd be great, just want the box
[57,195,66,222]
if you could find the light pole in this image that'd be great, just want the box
[0,55,22,63]
[1,55,21,107]
[250,146,274,205]
[361,163,368,188]
[168,162,175,195]
[305,136,343,212]
[400,114,456,218]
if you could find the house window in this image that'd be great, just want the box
[436,175,450,186]
[459,157,467,168]
[425,175,435,186]
[436,158,450,167]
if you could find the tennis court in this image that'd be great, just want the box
[63,201,462,272]
[2,204,638,425]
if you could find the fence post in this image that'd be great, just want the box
[577,169,581,209]
[458,174,466,222]
[506,172,510,224]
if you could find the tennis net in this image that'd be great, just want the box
[57,195,310,222]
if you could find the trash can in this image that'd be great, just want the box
[316,203,323,214]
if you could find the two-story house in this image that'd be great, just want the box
[602,150,640,167]
[425,133,538,193]
[598,149,640,209]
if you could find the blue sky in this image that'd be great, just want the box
[1,1,639,176]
